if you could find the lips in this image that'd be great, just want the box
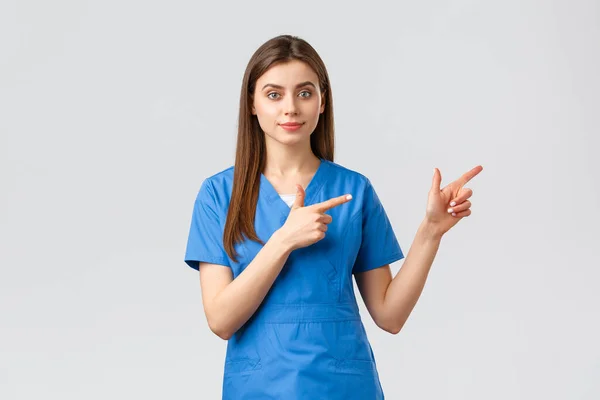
[280,122,303,127]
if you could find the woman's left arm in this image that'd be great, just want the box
[355,165,483,334]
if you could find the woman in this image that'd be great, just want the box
[184,34,482,399]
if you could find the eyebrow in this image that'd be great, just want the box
[261,81,317,91]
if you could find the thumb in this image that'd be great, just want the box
[291,184,305,209]
[431,168,441,192]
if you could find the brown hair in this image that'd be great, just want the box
[223,34,335,263]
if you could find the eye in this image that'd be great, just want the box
[299,90,312,98]
[267,92,280,100]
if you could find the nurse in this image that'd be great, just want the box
[184,34,482,399]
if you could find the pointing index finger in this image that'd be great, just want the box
[458,165,483,186]
[312,194,353,212]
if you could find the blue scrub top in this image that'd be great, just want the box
[185,158,404,399]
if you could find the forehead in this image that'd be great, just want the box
[256,59,319,88]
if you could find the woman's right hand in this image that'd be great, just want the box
[275,184,353,252]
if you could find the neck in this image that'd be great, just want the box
[263,140,319,177]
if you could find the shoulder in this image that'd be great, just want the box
[322,160,386,214]
[194,165,235,207]
[322,159,373,192]
[202,165,234,189]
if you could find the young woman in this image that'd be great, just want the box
[184,34,482,399]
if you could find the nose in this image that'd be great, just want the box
[284,96,299,116]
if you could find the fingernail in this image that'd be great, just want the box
[447,208,453,213]
[346,195,352,200]
[452,212,456,217]
[450,201,456,207]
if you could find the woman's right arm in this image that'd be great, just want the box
[199,186,351,340]
[198,230,291,340]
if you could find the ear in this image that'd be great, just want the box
[320,91,326,114]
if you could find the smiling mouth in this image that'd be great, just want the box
[279,123,304,131]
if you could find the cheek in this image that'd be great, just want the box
[253,103,279,134]
[254,101,278,121]
[304,98,323,115]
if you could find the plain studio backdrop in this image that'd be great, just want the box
[1,0,598,399]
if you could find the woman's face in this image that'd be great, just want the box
[252,59,325,146]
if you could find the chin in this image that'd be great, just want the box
[264,129,306,144]
[280,135,309,145]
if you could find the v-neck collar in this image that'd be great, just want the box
[259,158,328,218]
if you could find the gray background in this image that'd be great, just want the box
[1,0,598,398]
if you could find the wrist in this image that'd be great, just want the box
[418,219,445,242]
[270,229,294,255]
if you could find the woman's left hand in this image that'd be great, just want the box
[425,165,483,238]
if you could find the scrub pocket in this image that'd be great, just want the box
[223,325,262,375]
[223,352,263,399]
[224,357,262,374]
[327,320,376,373]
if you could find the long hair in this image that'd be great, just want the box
[223,34,335,263]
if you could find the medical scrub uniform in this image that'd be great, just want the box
[184,158,404,399]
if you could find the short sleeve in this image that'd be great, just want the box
[352,179,404,274]
[184,179,231,270]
